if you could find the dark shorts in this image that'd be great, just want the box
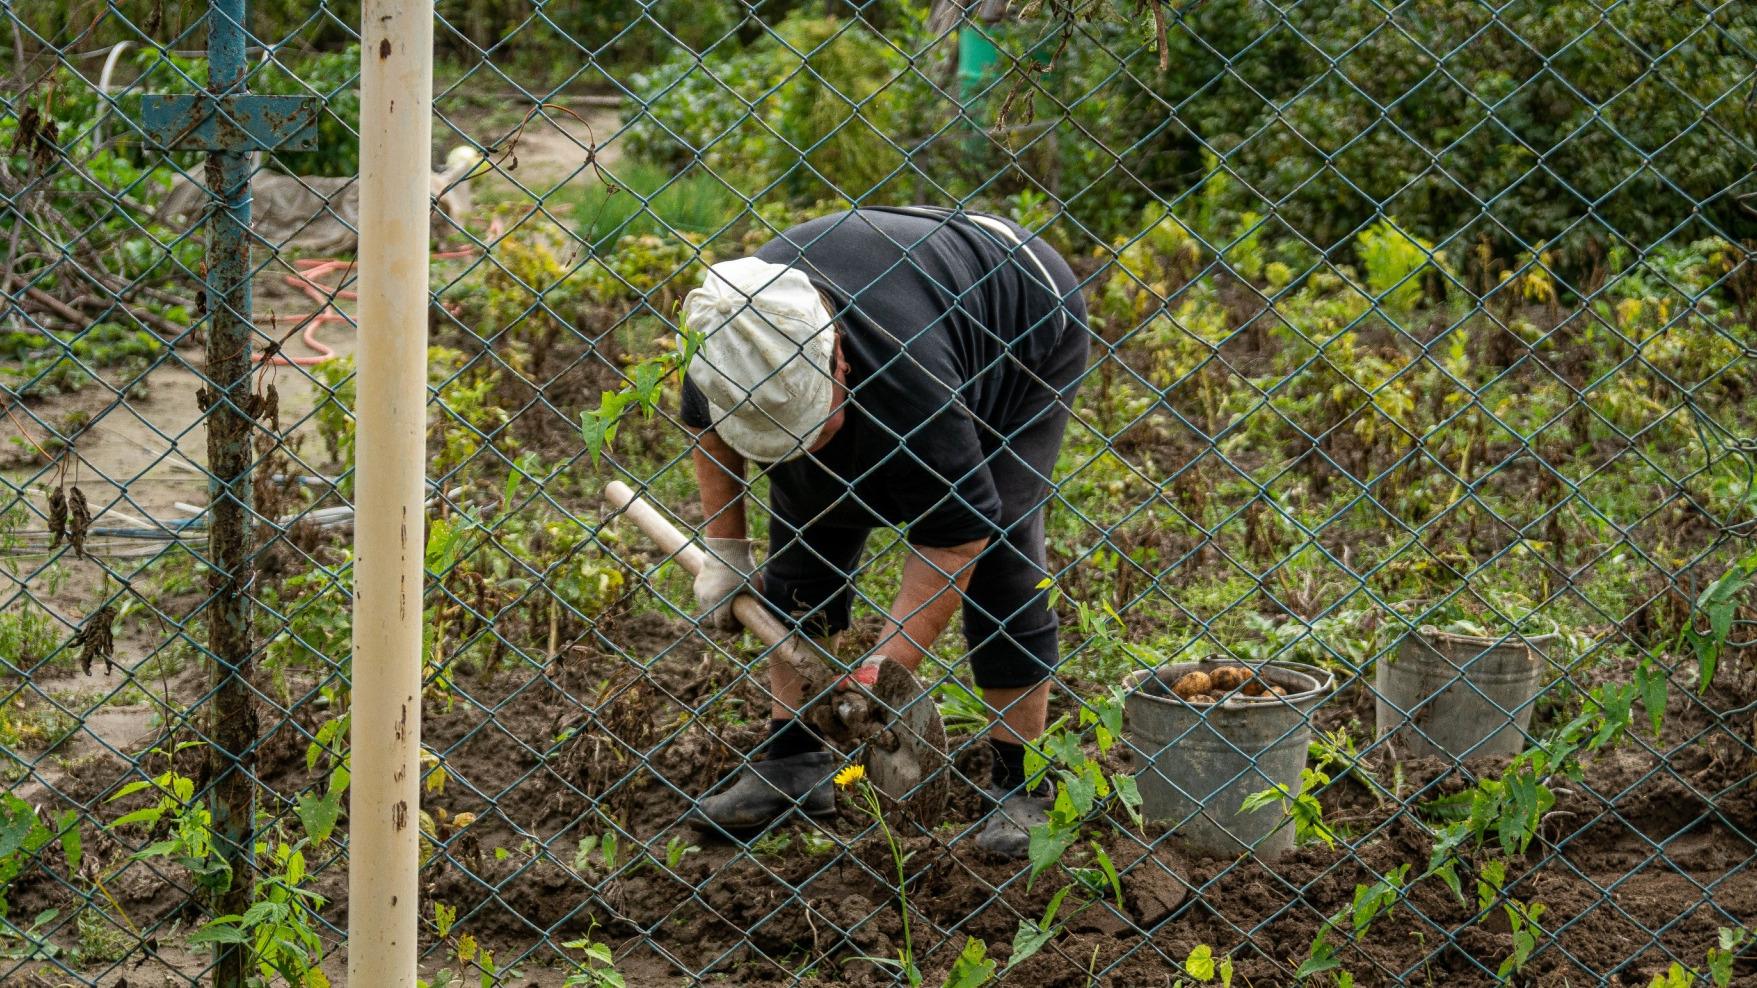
[758,239,1089,690]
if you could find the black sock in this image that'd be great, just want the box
[988,737,1035,794]
[766,718,823,760]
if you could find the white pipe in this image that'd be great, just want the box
[350,0,431,983]
[94,42,130,149]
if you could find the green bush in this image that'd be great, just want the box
[1034,0,1757,258]
[623,12,934,204]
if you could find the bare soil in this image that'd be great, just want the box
[17,599,1754,987]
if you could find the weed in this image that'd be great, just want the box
[1707,928,1750,988]
[563,921,627,987]
[581,326,702,467]
[1474,860,1546,983]
[662,835,700,869]
[0,694,78,770]
[933,680,990,737]
[942,937,998,988]
[798,830,837,856]
[1295,864,1409,984]
[0,906,63,962]
[1356,220,1441,319]
[426,900,502,988]
[1240,767,1338,849]
[838,762,924,983]
[749,831,793,859]
[1684,546,1755,691]
[574,826,625,878]
[75,908,134,963]
[0,793,81,921]
[1181,943,1234,987]
[189,840,330,988]
[107,742,230,894]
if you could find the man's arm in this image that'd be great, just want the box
[874,538,988,671]
[692,428,748,538]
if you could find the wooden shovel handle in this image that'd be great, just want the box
[604,481,812,671]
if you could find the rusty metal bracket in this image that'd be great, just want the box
[140,94,320,151]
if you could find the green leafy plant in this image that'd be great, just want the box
[0,793,80,921]
[1014,597,1147,888]
[933,680,991,737]
[189,840,330,988]
[1004,884,1072,973]
[1296,925,1346,983]
[107,742,230,893]
[424,900,501,988]
[580,328,703,466]
[1684,548,1754,692]
[749,832,793,859]
[1356,220,1441,318]
[1475,860,1546,982]
[1308,725,1388,806]
[109,744,330,986]
[1020,688,1140,888]
[798,830,837,857]
[1295,865,1409,983]
[1647,962,1693,988]
[942,937,998,988]
[563,921,627,988]
[1707,927,1749,988]
[1420,674,1643,900]
[1182,943,1235,986]
[1348,865,1410,939]
[662,836,700,870]
[0,906,65,962]
[1241,767,1339,849]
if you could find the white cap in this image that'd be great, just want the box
[682,257,836,463]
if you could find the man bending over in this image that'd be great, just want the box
[679,206,1088,857]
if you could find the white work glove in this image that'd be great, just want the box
[694,537,755,632]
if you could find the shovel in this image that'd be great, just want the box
[605,481,948,822]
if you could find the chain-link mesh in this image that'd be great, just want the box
[4,1,1756,985]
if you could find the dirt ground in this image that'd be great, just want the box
[13,595,1756,986]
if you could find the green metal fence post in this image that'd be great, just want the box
[202,2,256,984]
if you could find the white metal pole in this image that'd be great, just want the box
[351,0,431,983]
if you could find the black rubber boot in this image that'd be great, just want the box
[975,787,1053,859]
[694,751,837,830]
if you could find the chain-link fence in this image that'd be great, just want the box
[5,1,1757,985]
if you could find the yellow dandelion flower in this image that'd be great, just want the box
[834,764,866,788]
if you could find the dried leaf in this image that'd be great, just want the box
[47,487,67,550]
[67,487,91,558]
[11,106,39,158]
[260,383,280,433]
[76,604,117,677]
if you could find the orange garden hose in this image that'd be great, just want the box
[257,230,490,366]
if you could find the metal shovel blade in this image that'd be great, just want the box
[829,657,949,824]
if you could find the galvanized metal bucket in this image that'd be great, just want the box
[1374,626,1558,762]
[1123,659,1333,860]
